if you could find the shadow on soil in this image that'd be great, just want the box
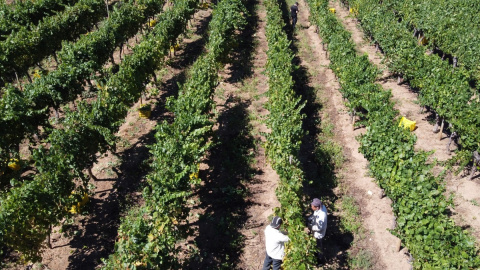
[183,1,258,268]
[168,11,212,70]
[64,14,212,270]
[185,98,257,269]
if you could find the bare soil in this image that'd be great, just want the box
[331,0,480,245]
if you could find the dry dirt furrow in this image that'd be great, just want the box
[235,2,282,269]
[298,0,411,269]
[331,0,480,243]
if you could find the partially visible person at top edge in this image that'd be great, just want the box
[290,2,299,29]
[307,198,328,267]
[262,216,290,270]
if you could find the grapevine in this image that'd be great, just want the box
[101,0,247,268]
[264,0,316,268]
[307,0,480,268]
[0,0,166,186]
[0,0,106,85]
[0,0,77,39]
[0,0,195,262]
[346,0,480,169]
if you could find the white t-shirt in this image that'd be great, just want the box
[264,225,290,260]
[310,204,327,239]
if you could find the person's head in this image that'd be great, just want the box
[270,216,283,229]
[295,2,299,6]
[311,198,322,211]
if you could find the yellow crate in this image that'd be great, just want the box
[139,110,151,119]
[329,8,336,13]
[399,116,416,131]
[170,43,180,53]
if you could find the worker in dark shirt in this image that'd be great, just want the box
[290,2,299,29]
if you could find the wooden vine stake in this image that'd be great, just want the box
[433,113,440,132]
[438,119,444,140]
[104,0,110,18]
[446,130,457,154]
[46,224,52,249]
[14,71,23,91]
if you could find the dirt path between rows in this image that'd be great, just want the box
[173,0,281,268]
[331,0,480,244]
[233,2,282,269]
[298,0,411,269]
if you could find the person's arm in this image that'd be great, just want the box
[277,231,290,242]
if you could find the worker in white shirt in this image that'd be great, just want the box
[307,198,327,267]
[262,216,290,270]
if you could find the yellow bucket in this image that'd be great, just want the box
[329,8,336,13]
[201,2,209,9]
[399,117,416,131]
[139,109,151,118]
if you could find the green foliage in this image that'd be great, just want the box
[338,196,361,235]
[0,0,195,262]
[0,0,77,38]
[307,0,480,268]
[101,0,247,268]
[263,0,317,268]
[348,249,373,270]
[0,0,106,84]
[0,0,165,189]
[348,0,480,162]
[382,0,480,80]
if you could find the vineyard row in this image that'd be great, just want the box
[307,0,480,268]
[348,0,480,170]
[379,0,480,81]
[264,0,317,268]
[0,0,106,85]
[102,0,248,268]
[0,0,77,39]
[0,0,165,185]
[0,0,194,262]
